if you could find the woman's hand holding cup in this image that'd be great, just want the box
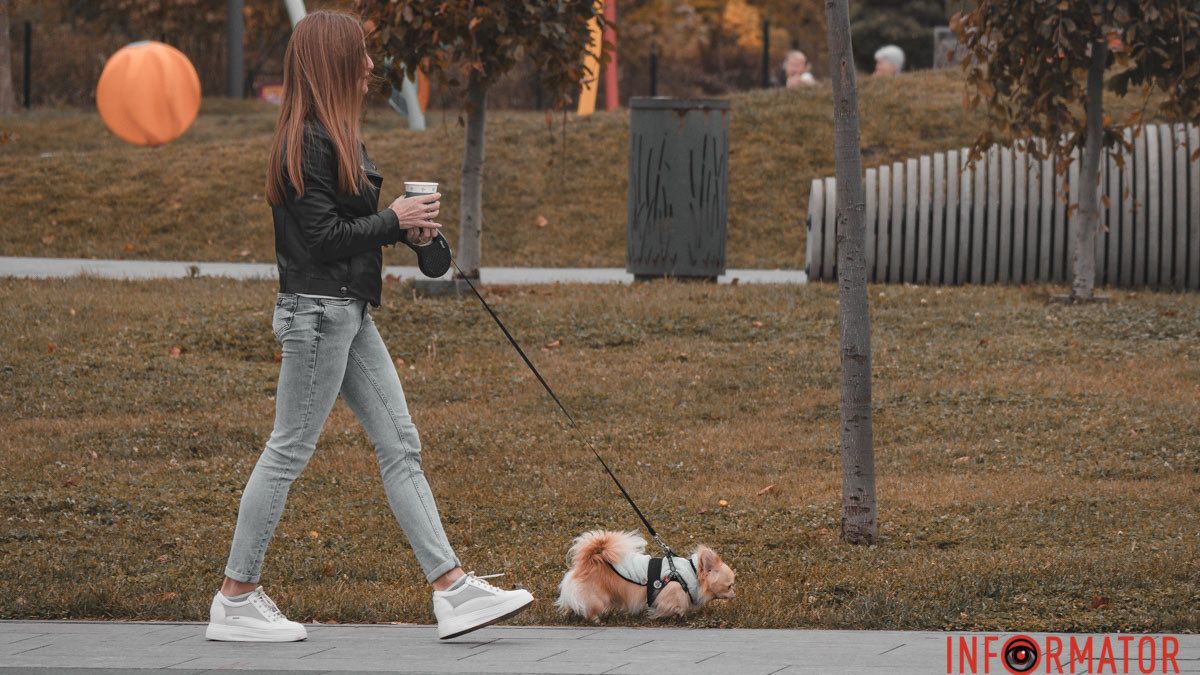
[390,191,441,246]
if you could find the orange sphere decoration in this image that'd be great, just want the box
[97,41,201,147]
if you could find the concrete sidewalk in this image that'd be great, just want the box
[0,256,808,285]
[1,622,1196,675]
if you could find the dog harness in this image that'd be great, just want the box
[605,553,700,607]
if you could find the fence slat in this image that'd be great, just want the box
[1053,157,1066,282]
[1134,128,1147,285]
[985,146,1000,283]
[1147,124,1161,286]
[917,155,932,283]
[1158,124,1174,286]
[1026,147,1042,282]
[878,164,892,284]
[958,149,973,285]
[1105,148,1120,286]
[945,150,960,284]
[973,152,987,284]
[807,178,823,278]
[1095,155,1107,286]
[823,177,837,280]
[865,168,877,282]
[1067,150,1080,285]
[1122,129,1136,286]
[999,147,1013,283]
[1040,147,1054,281]
[932,153,946,285]
[1012,148,1027,283]
[1190,125,1200,290]
[891,162,904,283]
[1174,124,1188,289]
[905,158,919,282]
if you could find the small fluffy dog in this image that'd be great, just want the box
[556,530,735,620]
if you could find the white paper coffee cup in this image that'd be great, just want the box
[402,182,439,247]
[404,181,438,198]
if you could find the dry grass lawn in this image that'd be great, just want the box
[0,69,1162,269]
[1,277,1197,631]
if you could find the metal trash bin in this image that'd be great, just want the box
[626,97,730,281]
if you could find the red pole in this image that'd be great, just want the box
[602,0,618,110]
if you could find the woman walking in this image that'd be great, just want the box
[206,10,532,642]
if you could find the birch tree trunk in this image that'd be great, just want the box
[456,71,487,279]
[823,0,876,545]
[1072,38,1107,301]
[283,0,307,27]
[0,0,17,116]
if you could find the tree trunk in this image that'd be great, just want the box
[227,0,245,98]
[1072,38,1107,300]
[283,0,307,28]
[399,67,425,131]
[823,0,876,545]
[0,0,16,116]
[457,71,487,279]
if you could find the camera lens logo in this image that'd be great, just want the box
[1002,635,1040,674]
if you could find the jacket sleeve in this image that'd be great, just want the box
[287,131,403,263]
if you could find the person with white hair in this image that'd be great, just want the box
[783,50,816,88]
[873,44,905,76]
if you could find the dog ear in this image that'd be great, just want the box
[694,545,720,574]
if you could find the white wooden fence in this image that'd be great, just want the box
[806,123,1200,289]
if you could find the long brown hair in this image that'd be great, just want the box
[266,10,369,205]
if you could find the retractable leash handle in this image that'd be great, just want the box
[448,258,677,556]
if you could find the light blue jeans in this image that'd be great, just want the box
[223,292,461,584]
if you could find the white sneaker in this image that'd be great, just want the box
[432,572,534,639]
[205,587,307,642]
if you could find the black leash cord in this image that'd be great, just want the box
[449,260,677,559]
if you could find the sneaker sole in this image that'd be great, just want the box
[437,593,534,640]
[205,622,307,642]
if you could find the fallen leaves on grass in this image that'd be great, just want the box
[535,214,548,228]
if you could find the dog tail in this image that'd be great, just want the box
[567,529,646,569]
[555,530,646,616]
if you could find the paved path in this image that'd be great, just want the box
[0,257,808,285]
[1,622,1196,675]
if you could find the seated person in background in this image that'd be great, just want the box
[873,44,905,76]
[783,50,816,88]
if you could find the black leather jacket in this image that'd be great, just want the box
[272,120,402,307]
